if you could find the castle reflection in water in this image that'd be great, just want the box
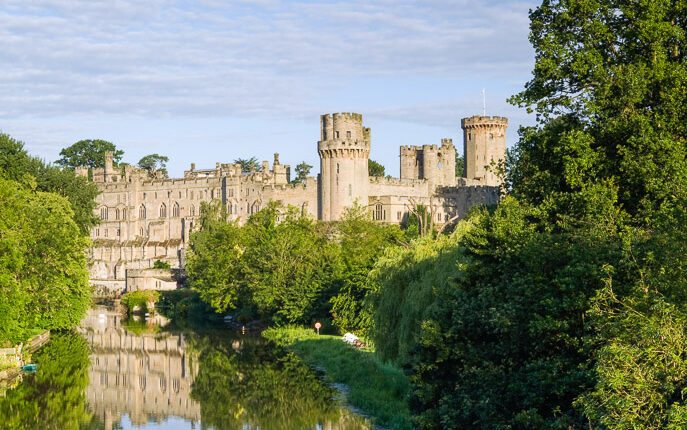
[79,308,201,429]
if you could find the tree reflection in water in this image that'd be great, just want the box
[0,331,102,429]
[188,332,370,430]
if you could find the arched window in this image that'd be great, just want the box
[374,203,383,221]
[139,205,146,219]
[172,202,180,217]
[159,203,167,218]
[122,208,127,220]
[228,203,232,215]
[190,205,195,216]
[115,208,120,220]
[139,227,144,237]
[100,207,108,220]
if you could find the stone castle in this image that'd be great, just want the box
[84,113,507,293]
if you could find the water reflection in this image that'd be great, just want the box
[79,308,200,429]
[0,307,372,429]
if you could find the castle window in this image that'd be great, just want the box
[228,204,232,215]
[155,192,158,199]
[115,208,120,220]
[489,133,494,139]
[228,189,234,197]
[167,191,171,198]
[143,192,147,200]
[122,208,127,220]
[104,229,108,237]
[139,205,146,219]
[374,203,383,221]
[234,204,238,214]
[337,163,340,174]
[335,131,340,139]
[397,211,401,220]
[190,205,195,216]
[468,133,472,140]
[96,228,100,236]
[438,162,442,169]
[179,191,182,198]
[347,131,351,139]
[100,207,108,220]
[211,190,214,199]
[117,229,121,237]
[160,203,167,218]
[140,227,144,237]
[172,202,180,217]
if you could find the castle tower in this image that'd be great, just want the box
[318,113,370,221]
[461,116,508,186]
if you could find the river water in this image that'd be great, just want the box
[0,306,372,430]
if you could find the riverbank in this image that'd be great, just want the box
[0,330,51,395]
[263,326,414,430]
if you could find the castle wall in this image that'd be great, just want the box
[462,116,507,186]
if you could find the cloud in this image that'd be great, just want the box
[0,0,537,120]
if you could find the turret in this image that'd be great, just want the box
[317,113,371,221]
[461,116,508,186]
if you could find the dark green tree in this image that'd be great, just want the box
[137,153,169,179]
[292,161,312,184]
[454,149,464,178]
[234,156,262,173]
[368,160,385,177]
[55,139,123,169]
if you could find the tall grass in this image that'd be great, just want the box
[264,326,413,429]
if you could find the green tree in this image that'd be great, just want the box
[454,149,464,178]
[137,153,169,179]
[55,139,123,169]
[0,134,99,235]
[368,160,385,177]
[292,161,312,184]
[234,156,262,173]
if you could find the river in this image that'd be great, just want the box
[0,306,372,430]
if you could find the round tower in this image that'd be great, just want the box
[318,113,370,221]
[461,116,508,186]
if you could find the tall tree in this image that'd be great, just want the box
[234,157,261,173]
[55,139,123,169]
[138,153,169,179]
[454,149,464,178]
[292,161,312,184]
[368,160,385,177]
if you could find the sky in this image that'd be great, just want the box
[0,0,540,178]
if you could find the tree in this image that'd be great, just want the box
[454,149,464,178]
[138,153,169,179]
[292,161,312,184]
[234,157,262,173]
[55,139,123,169]
[0,133,99,235]
[368,160,385,177]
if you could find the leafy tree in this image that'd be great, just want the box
[0,134,99,234]
[55,139,123,169]
[234,156,262,173]
[368,159,385,177]
[292,161,312,184]
[137,153,169,179]
[454,149,464,178]
[153,260,171,269]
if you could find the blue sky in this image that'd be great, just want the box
[0,0,539,177]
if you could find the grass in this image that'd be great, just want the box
[263,326,414,429]
[120,290,160,313]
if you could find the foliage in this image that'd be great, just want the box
[0,178,91,344]
[120,290,160,313]
[368,159,385,177]
[153,259,171,269]
[0,331,94,429]
[55,139,123,169]
[454,149,464,178]
[264,326,413,429]
[137,153,169,179]
[292,161,312,184]
[234,156,262,173]
[0,133,99,234]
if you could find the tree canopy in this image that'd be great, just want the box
[138,153,169,179]
[292,161,312,184]
[368,160,385,177]
[55,139,124,169]
[234,157,262,173]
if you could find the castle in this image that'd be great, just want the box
[83,113,508,294]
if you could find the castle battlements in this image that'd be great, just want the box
[461,115,508,128]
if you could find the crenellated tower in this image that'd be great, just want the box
[461,116,508,186]
[318,112,371,221]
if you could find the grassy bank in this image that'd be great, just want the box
[263,326,413,429]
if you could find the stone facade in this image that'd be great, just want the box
[84,113,507,290]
